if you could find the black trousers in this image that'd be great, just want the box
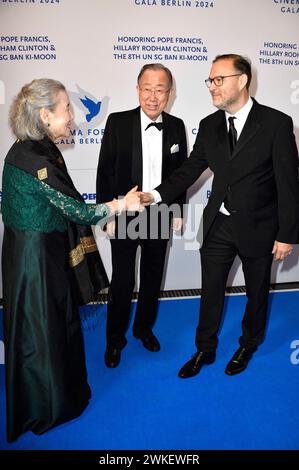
[196,213,273,352]
[107,238,168,349]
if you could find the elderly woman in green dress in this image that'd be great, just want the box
[1,78,140,442]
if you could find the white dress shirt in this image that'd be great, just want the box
[140,109,163,192]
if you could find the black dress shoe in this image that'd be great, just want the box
[225,347,253,376]
[134,331,160,352]
[104,347,121,368]
[178,351,216,378]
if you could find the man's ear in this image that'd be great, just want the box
[39,107,51,126]
[239,74,248,91]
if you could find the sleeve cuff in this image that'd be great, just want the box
[95,203,111,219]
[151,190,162,204]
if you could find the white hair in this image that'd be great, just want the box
[10,78,66,140]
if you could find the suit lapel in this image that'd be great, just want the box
[217,112,229,151]
[161,111,169,179]
[131,107,143,189]
[213,112,231,165]
[230,100,262,160]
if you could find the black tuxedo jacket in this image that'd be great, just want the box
[155,99,299,257]
[96,106,187,209]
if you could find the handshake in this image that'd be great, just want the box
[112,186,154,214]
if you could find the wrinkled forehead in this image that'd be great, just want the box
[139,69,170,87]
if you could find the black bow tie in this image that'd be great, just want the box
[145,122,163,131]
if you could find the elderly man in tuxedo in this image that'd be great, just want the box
[96,63,187,367]
[141,54,299,378]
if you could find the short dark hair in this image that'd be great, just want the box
[213,54,252,90]
[137,63,173,88]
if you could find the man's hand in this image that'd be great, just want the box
[172,218,184,232]
[272,241,293,261]
[139,192,154,206]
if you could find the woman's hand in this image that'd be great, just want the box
[106,187,143,215]
[123,186,142,212]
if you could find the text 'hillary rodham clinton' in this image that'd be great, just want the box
[98,453,200,466]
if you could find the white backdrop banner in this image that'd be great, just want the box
[0,0,298,297]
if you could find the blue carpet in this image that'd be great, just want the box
[0,291,299,450]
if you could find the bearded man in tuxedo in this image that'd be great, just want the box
[141,54,299,378]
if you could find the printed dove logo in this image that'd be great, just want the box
[80,95,101,122]
[69,85,109,125]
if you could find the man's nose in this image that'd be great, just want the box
[209,80,217,92]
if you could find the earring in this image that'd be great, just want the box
[47,122,50,127]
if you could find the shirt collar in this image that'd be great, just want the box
[140,108,163,131]
[225,97,253,123]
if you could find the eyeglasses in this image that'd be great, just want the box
[204,74,243,88]
[139,87,170,98]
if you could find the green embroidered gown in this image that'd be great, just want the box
[2,162,110,442]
